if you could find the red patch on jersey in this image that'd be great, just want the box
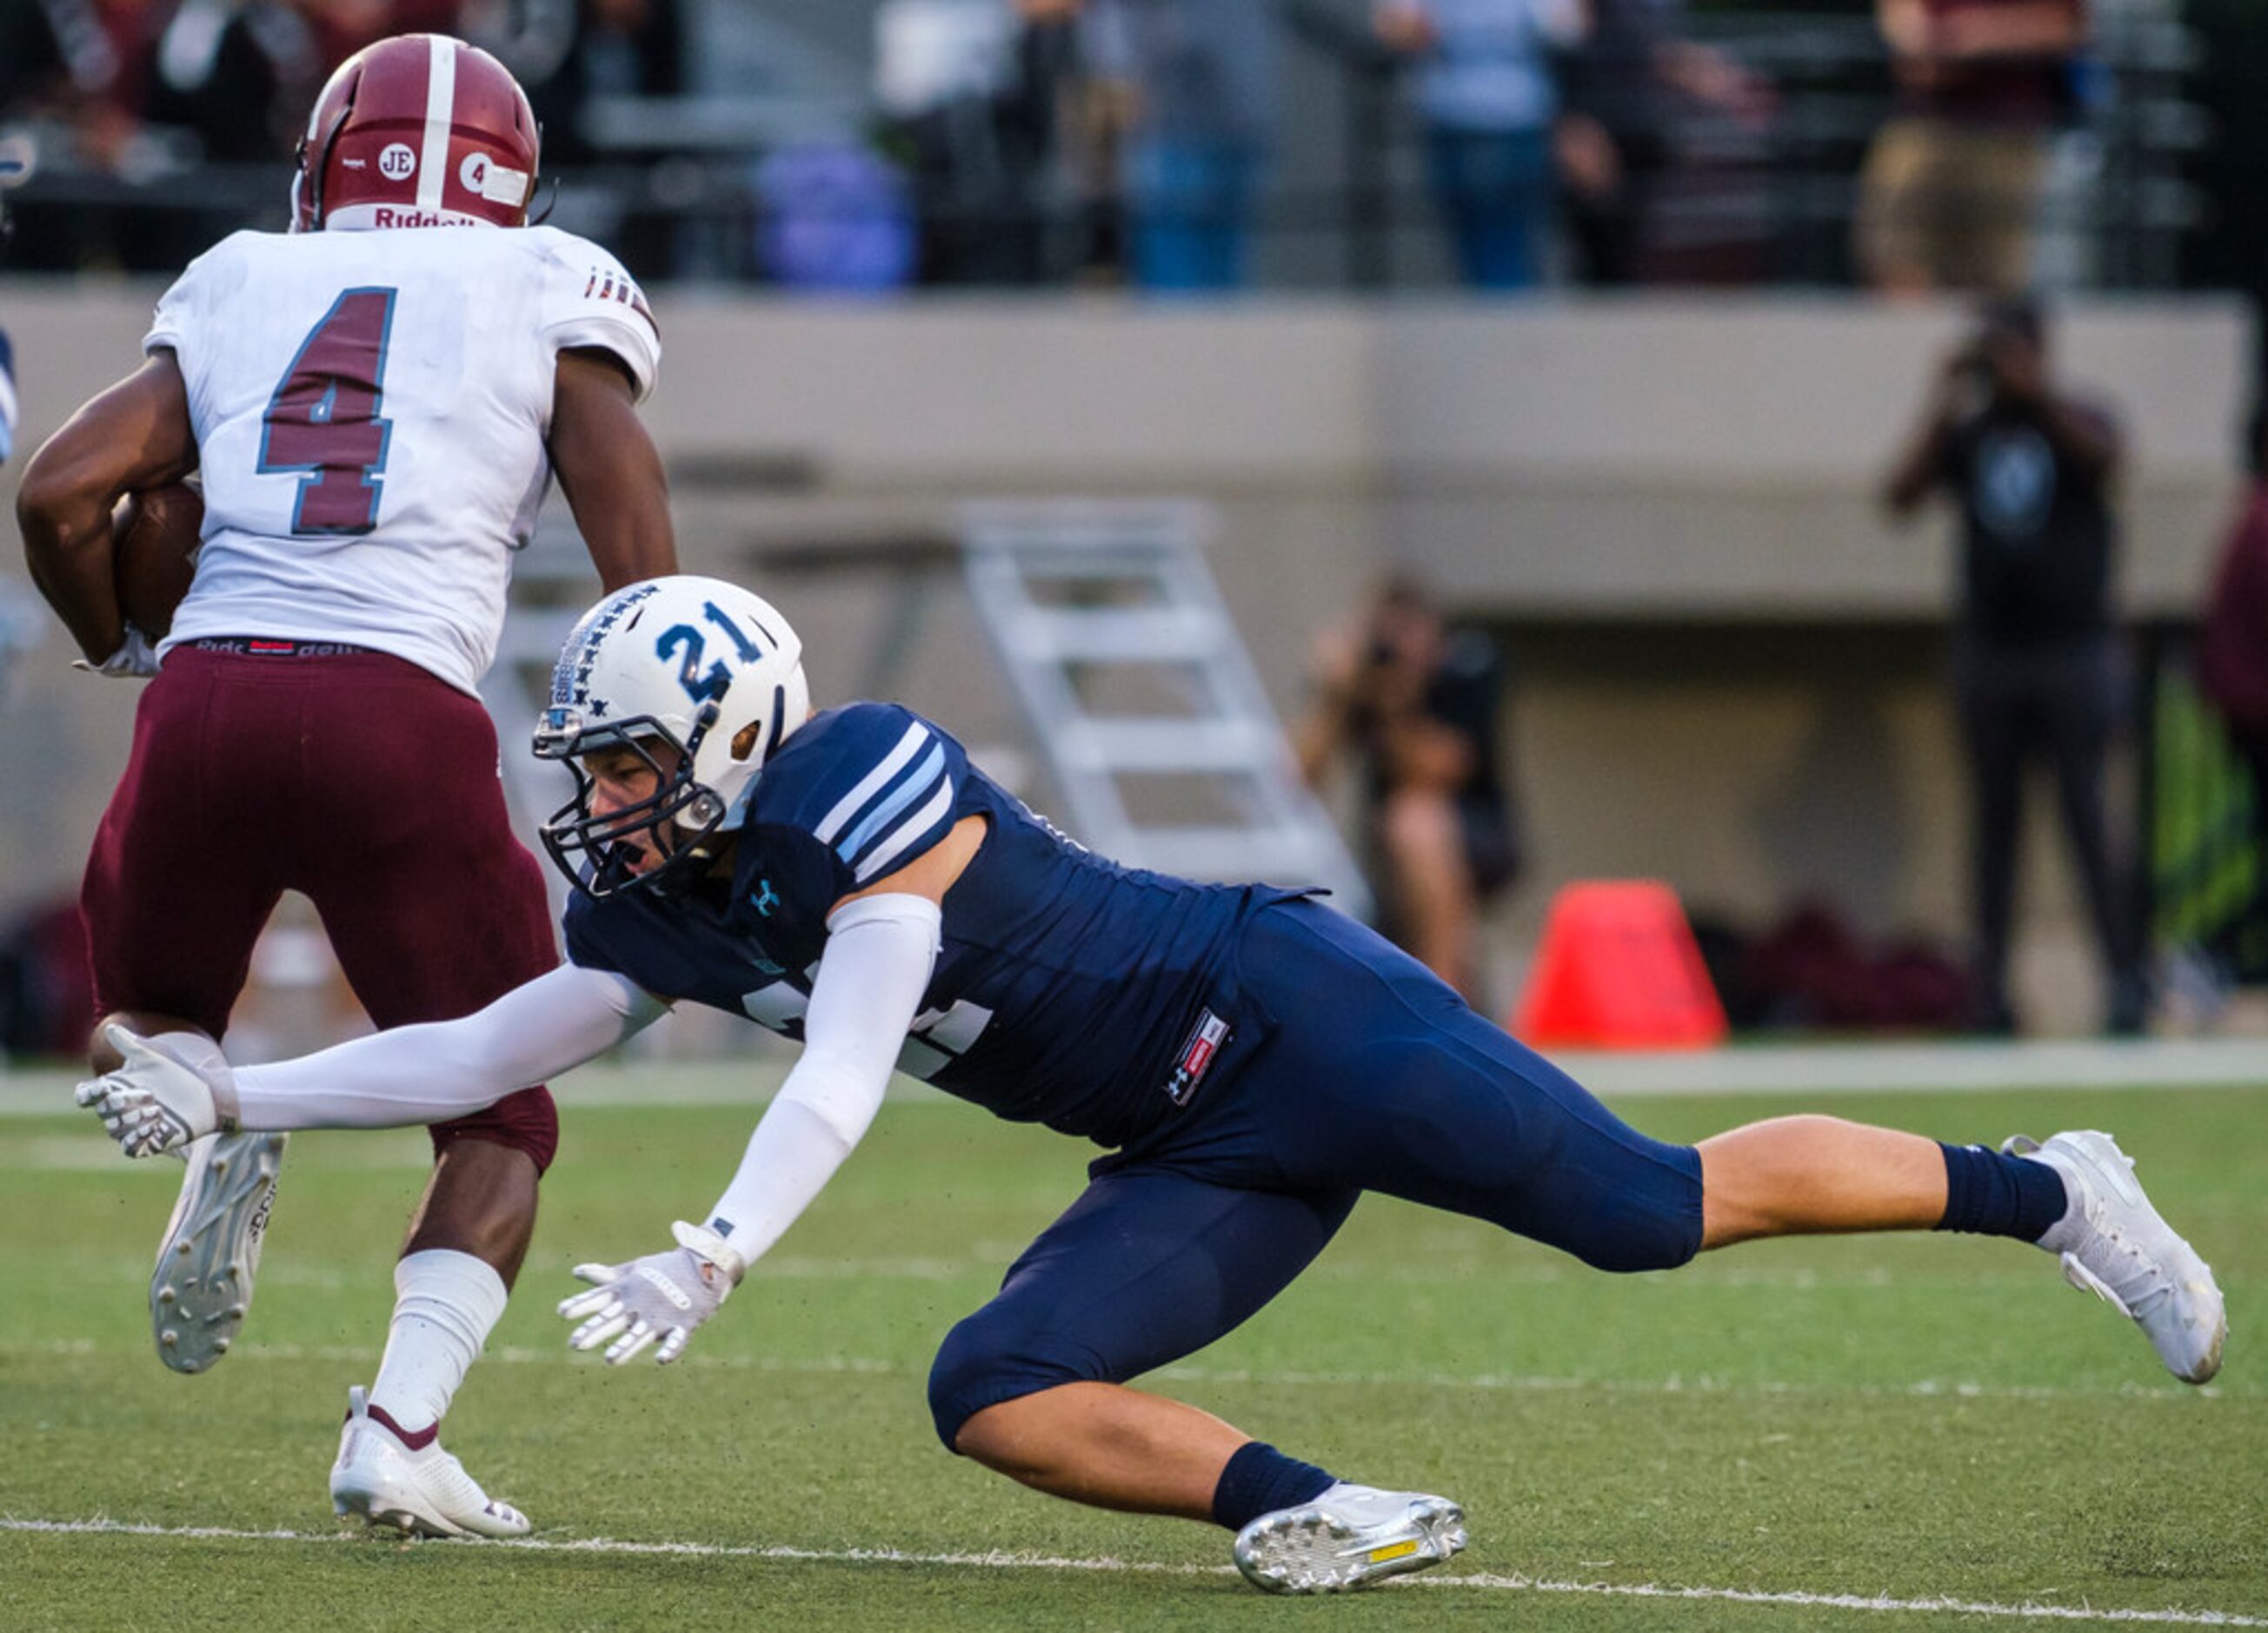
[1161,1008,1233,1106]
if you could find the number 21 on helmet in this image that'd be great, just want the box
[534,577,810,896]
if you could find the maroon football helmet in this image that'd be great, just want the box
[291,34,540,232]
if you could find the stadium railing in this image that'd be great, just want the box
[0,4,2217,290]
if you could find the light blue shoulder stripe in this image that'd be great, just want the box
[836,742,948,866]
[814,719,928,843]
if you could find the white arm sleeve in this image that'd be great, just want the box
[701,893,941,1267]
[229,962,666,1130]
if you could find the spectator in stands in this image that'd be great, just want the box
[1295,577,1521,1004]
[2192,404,2268,974]
[1883,297,2146,1036]
[0,0,171,166]
[1121,0,1275,291]
[542,0,684,136]
[159,1,438,167]
[0,0,182,268]
[1555,0,1771,286]
[879,0,1088,285]
[518,0,687,168]
[1375,0,1585,291]
[518,0,688,278]
[1855,0,2085,297]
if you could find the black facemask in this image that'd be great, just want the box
[534,706,729,899]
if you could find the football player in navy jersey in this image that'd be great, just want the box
[81,575,2225,1592]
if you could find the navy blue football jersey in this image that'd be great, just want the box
[564,703,1295,1148]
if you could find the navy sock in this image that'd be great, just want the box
[1936,1142,2071,1243]
[1210,1441,1336,1532]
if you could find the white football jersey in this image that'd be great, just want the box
[146,223,662,694]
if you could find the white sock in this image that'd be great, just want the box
[368,1249,508,1436]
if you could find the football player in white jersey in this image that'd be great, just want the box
[16,33,675,1538]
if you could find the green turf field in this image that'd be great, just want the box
[3,1071,2261,1630]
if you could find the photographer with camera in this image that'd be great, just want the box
[1883,297,2145,1036]
[1295,576,1521,1003]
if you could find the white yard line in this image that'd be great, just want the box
[0,1336,2230,1402]
[1,1516,2258,1626]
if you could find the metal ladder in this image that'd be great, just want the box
[961,501,1371,916]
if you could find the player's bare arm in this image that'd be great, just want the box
[17,350,198,662]
[548,346,675,591]
[840,813,988,910]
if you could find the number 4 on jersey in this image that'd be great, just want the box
[259,287,396,536]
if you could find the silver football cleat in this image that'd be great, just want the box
[2006,1130,2225,1384]
[150,1130,286,1374]
[1234,1483,1467,1594]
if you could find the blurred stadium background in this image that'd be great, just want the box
[3,7,2265,1626]
[0,0,2265,1052]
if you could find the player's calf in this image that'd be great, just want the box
[88,1009,211,1075]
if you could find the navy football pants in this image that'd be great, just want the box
[929,899,1705,1446]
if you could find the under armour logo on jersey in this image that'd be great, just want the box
[751,879,779,917]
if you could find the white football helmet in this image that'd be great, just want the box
[534,577,808,896]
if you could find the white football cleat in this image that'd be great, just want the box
[1233,1482,1467,1594]
[330,1386,530,1539]
[150,1130,286,1374]
[2006,1130,2226,1384]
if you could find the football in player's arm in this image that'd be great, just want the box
[79,577,2227,1595]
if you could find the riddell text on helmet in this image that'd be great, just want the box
[369,206,482,229]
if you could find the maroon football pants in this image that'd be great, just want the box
[82,641,561,1171]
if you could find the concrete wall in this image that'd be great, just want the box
[0,285,2249,1030]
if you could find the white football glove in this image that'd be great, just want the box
[73,1023,237,1156]
[73,624,161,679]
[558,1221,746,1365]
